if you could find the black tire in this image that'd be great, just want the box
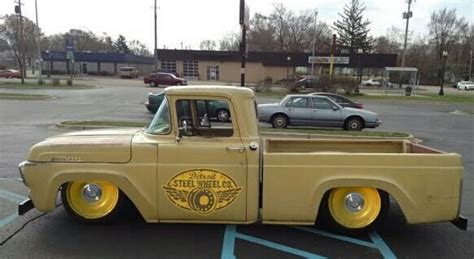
[61,182,126,224]
[150,81,157,87]
[271,114,288,128]
[317,188,389,235]
[344,117,363,131]
[216,109,230,122]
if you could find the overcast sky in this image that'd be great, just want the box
[1,0,472,51]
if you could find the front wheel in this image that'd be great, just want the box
[216,109,230,122]
[150,81,157,87]
[61,181,125,223]
[345,117,363,131]
[320,187,389,234]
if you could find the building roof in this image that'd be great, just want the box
[41,51,154,64]
[157,49,397,68]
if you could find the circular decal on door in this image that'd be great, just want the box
[162,169,242,215]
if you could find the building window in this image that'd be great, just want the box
[183,60,199,78]
[207,65,219,81]
[161,60,176,73]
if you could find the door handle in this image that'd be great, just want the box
[226,146,245,153]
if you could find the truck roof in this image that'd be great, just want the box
[164,85,255,99]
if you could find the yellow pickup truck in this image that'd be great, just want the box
[18,86,467,233]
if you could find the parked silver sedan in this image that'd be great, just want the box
[257,95,381,130]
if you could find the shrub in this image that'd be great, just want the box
[52,79,60,86]
[67,79,73,86]
[333,76,358,94]
[37,79,44,85]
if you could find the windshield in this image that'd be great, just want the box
[146,97,170,134]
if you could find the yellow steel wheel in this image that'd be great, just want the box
[328,187,381,229]
[65,181,119,220]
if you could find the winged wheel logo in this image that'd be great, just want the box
[162,169,242,215]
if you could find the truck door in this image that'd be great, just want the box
[157,98,248,222]
[310,96,344,127]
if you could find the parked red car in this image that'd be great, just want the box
[0,69,21,79]
[144,72,187,87]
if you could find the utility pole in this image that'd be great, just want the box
[154,0,158,72]
[469,49,472,81]
[239,0,248,87]
[311,10,318,78]
[400,0,413,68]
[35,0,42,81]
[15,0,26,84]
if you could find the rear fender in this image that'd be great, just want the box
[313,178,414,222]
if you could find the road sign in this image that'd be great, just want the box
[309,56,350,65]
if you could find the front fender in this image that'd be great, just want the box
[24,164,157,222]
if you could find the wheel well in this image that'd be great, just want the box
[344,116,365,128]
[315,187,405,225]
[57,180,144,221]
[270,113,289,124]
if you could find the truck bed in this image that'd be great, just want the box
[265,138,443,154]
[261,138,462,226]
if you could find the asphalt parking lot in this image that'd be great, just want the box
[1,77,473,258]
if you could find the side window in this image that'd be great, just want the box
[286,97,309,108]
[312,97,334,110]
[176,99,233,137]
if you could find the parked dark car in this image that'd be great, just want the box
[0,69,21,79]
[295,77,318,88]
[145,91,231,122]
[308,92,363,109]
[144,72,187,87]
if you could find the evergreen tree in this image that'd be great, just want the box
[333,0,374,53]
[114,35,130,53]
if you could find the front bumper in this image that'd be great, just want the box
[451,215,468,230]
[18,199,34,215]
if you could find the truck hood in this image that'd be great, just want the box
[28,128,141,163]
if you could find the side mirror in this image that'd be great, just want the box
[177,120,189,141]
[332,106,339,111]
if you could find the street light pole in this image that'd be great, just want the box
[439,50,448,96]
[401,0,413,68]
[469,50,472,81]
[15,0,26,84]
[311,10,318,77]
[154,0,158,72]
[35,0,42,81]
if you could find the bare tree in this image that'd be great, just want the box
[219,33,240,51]
[0,15,39,71]
[129,40,151,56]
[199,40,217,51]
[428,8,469,81]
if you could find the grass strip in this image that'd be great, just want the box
[261,127,409,138]
[0,92,51,100]
[0,82,95,90]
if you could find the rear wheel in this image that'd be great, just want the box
[61,181,125,223]
[320,187,389,234]
[271,114,288,128]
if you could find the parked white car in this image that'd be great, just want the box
[361,79,381,87]
[457,81,474,90]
